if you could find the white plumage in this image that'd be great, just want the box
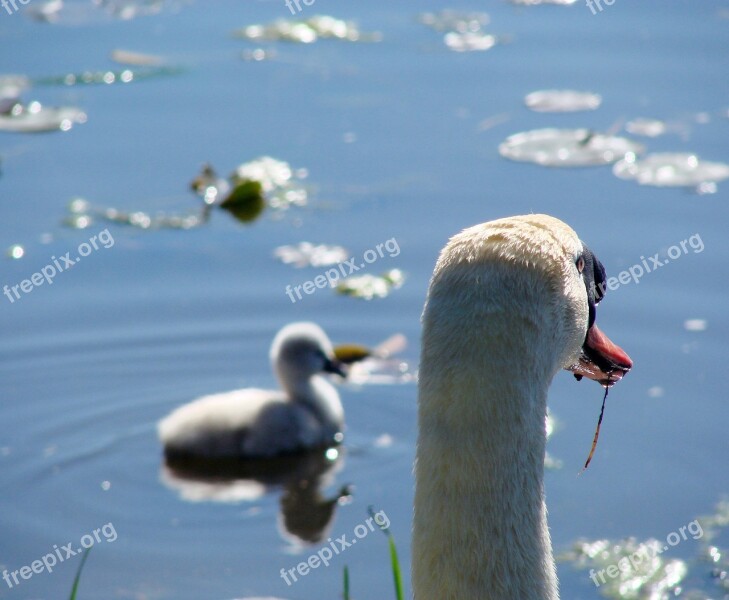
[412,214,631,600]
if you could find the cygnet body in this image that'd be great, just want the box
[158,322,345,459]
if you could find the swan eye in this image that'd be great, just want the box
[576,256,585,273]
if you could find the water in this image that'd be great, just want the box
[1,2,728,599]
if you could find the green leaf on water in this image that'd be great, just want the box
[220,179,266,223]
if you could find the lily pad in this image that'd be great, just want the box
[625,118,668,137]
[234,16,381,44]
[220,180,266,223]
[613,153,729,187]
[273,243,349,268]
[111,49,165,66]
[0,101,87,133]
[444,32,497,52]
[0,78,29,114]
[524,90,602,113]
[336,269,404,300]
[499,128,644,168]
[232,156,308,210]
[418,10,490,33]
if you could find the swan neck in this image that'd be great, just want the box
[412,356,558,600]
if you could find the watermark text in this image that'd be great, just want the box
[2,522,117,589]
[3,228,115,304]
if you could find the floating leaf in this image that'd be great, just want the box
[499,128,644,168]
[232,156,308,210]
[0,101,87,133]
[336,269,404,300]
[525,90,602,113]
[625,118,668,138]
[220,180,266,223]
[334,344,372,364]
[234,15,381,44]
[273,242,348,268]
[418,10,490,33]
[444,32,497,52]
[190,163,231,205]
[111,49,165,66]
[0,75,30,112]
[613,153,729,188]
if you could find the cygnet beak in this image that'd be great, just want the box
[323,357,348,378]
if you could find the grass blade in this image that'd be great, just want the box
[367,506,404,600]
[388,534,404,600]
[343,565,350,600]
[68,548,91,600]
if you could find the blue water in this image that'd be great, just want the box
[1,2,728,599]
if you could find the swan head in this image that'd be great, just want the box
[270,322,347,385]
[425,214,632,388]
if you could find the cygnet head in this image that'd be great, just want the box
[270,323,346,392]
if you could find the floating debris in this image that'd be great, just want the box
[241,48,276,62]
[6,245,25,259]
[336,269,404,300]
[418,10,490,33]
[32,66,181,87]
[63,156,309,231]
[444,32,497,52]
[64,197,209,230]
[625,118,668,138]
[25,0,63,22]
[218,180,265,224]
[613,153,729,188]
[24,0,185,23]
[111,49,165,66]
[231,156,308,210]
[274,243,349,268]
[418,10,499,52]
[189,164,231,205]
[95,0,178,20]
[337,333,414,385]
[499,128,644,168]
[524,90,602,113]
[0,75,30,107]
[477,112,511,131]
[684,319,707,332]
[647,386,664,398]
[0,101,87,133]
[234,15,381,44]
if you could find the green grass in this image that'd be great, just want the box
[343,565,351,600]
[68,548,91,600]
[341,507,404,600]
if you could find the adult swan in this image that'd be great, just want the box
[412,214,632,600]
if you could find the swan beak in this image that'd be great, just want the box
[324,357,348,379]
[568,324,633,387]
